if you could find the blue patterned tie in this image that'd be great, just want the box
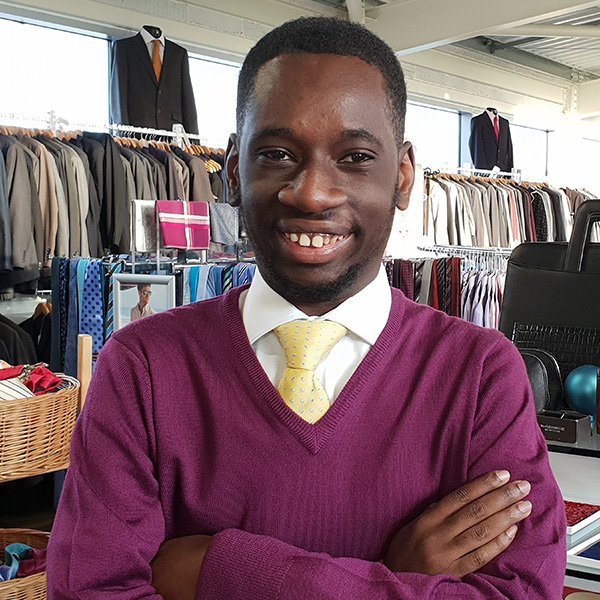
[58,258,69,371]
[80,260,105,354]
[234,263,255,287]
[64,259,80,377]
[77,259,90,321]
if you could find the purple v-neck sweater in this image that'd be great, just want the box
[48,288,566,599]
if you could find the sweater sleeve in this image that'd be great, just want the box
[47,336,165,599]
[196,336,566,600]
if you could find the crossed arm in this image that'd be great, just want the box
[151,471,533,599]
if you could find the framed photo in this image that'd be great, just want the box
[568,529,600,576]
[112,274,175,330]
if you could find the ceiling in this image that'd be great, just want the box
[461,5,600,81]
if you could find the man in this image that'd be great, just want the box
[130,283,155,322]
[48,16,565,599]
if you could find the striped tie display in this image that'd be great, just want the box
[221,264,235,293]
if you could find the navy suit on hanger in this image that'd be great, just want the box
[468,111,514,172]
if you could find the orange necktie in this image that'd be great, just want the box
[152,39,162,82]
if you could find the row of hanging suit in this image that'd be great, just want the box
[423,172,598,248]
[384,255,506,329]
[0,127,226,298]
[50,257,256,375]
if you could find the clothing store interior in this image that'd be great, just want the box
[1,0,600,597]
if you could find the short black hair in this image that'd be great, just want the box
[236,16,407,145]
[137,283,150,293]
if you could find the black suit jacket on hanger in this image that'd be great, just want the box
[110,33,199,134]
[468,112,514,172]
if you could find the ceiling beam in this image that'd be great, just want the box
[345,0,365,24]
[365,0,600,55]
[490,24,600,38]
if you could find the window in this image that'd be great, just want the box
[510,124,548,181]
[548,131,600,193]
[405,102,460,169]
[188,56,239,148]
[0,18,108,127]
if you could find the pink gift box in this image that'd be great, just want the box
[156,200,210,250]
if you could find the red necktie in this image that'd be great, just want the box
[494,114,500,141]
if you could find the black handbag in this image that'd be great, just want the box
[499,200,600,337]
[517,348,563,413]
[512,322,600,384]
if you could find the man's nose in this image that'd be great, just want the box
[277,162,347,213]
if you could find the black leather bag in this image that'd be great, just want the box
[512,322,600,384]
[518,348,563,413]
[499,200,600,337]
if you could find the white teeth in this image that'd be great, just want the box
[299,233,311,247]
[285,232,347,247]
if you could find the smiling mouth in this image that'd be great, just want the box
[282,232,347,249]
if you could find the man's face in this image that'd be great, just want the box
[138,286,151,307]
[228,53,414,313]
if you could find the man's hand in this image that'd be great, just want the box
[384,470,532,578]
[151,535,212,600]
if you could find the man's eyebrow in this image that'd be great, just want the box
[340,129,382,146]
[254,127,294,140]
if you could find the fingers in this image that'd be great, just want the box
[452,524,520,579]
[427,470,512,521]
[451,489,532,558]
[446,477,531,533]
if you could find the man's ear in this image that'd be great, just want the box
[396,141,415,211]
[225,133,241,207]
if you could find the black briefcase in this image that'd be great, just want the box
[499,200,600,338]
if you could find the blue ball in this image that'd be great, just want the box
[565,365,599,416]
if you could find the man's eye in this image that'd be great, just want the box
[340,152,374,164]
[259,149,292,161]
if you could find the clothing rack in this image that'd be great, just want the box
[418,244,511,271]
[0,112,210,147]
[456,166,521,181]
[108,123,209,148]
[423,166,522,182]
[0,110,70,132]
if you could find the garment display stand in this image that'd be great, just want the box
[417,243,511,271]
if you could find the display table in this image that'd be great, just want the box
[549,431,600,590]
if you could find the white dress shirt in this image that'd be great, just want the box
[240,266,392,404]
[140,28,165,62]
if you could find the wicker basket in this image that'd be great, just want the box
[0,529,49,600]
[0,376,80,483]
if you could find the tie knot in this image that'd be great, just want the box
[274,320,347,371]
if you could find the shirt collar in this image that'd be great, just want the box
[242,266,391,346]
[140,28,165,47]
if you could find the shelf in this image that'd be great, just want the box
[547,430,600,459]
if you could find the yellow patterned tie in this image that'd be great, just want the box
[274,320,347,424]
